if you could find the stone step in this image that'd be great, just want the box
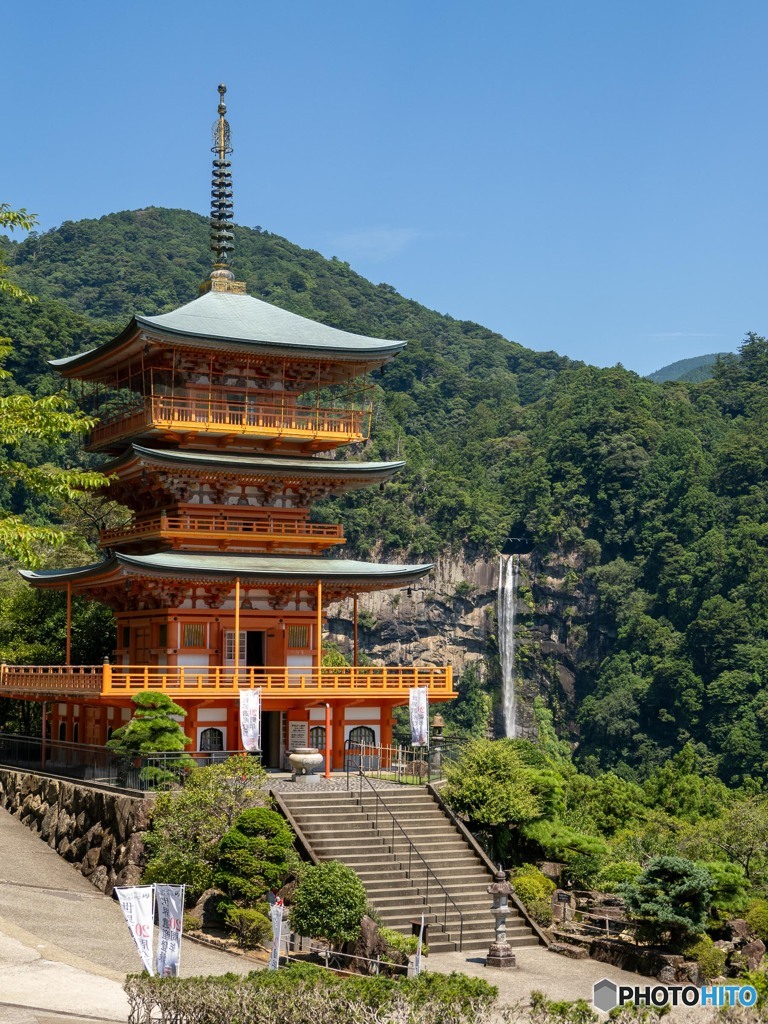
[299,825,381,839]
[276,785,542,953]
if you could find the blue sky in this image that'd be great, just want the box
[3,0,767,375]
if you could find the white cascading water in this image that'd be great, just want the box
[498,553,518,738]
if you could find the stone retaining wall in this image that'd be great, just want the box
[0,768,151,895]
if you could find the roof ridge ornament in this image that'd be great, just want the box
[201,83,246,295]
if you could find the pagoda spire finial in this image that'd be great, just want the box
[202,84,246,294]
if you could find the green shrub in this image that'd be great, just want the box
[224,905,272,949]
[562,852,604,889]
[106,692,194,788]
[683,935,727,981]
[143,850,215,898]
[529,990,598,1022]
[596,860,643,892]
[622,856,713,945]
[699,861,749,921]
[290,861,368,948]
[124,962,499,1023]
[379,927,419,957]
[214,807,296,906]
[746,898,768,941]
[142,755,269,902]
[512,865,557,907]
[527,897,554,927]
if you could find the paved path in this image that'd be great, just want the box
[0,806,256,1023]
[427,947,643,1006]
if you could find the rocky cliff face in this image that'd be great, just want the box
[327,548,609,742]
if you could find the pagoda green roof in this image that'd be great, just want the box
[20,552,432,589]
[50,290,406,373]
[103,444,405,479]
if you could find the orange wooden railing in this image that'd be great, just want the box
[0,663,453,699]
[88,394,371,449]
[0,664,104,696]
[100,513,344,547]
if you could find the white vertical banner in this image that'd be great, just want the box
[409,686,429,748]
[115,885,155,975]
[414,912,425,975]
[155,884,185,977]
[268,897,284,970]
[240,688,262,752]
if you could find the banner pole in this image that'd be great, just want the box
[324,702,331,778]
[234,576,241,686]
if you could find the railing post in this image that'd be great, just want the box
[102,657,111,694]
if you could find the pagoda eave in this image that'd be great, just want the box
[50,292,407,383]
[100,444,405,496]
[20,552,433,598]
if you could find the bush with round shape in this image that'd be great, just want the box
[596,860,643,892]
[683,935,727,982]
[511,865,556,908]
[622,856,713,946]
[290,860,368,948]
[215,807,296,906]
[224,905,272,949]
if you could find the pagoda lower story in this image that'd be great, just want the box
[6,551,452,769]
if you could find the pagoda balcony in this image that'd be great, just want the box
[87,394,370,453]
[0,663,453,700]
[100,513,345,551]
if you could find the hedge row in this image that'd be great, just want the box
[125,964,499,1024]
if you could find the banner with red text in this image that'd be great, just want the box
[155,884,185,977]
[115,885,155,975]
[240,688,262,752]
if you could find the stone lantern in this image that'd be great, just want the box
[485,869,518,969]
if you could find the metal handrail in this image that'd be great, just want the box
[352,768,464,951]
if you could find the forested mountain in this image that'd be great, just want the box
[3,208,768,786]
[647,352,732,384]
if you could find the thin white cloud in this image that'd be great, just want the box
[328,227,425,262]
[643,332,725,339]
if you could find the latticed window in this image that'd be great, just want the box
[287,625,310,648]
[182,623,206,648]
[309,725,326,750]
[200,727,225,752]
[348,725,375,747]
[224,630,247,665]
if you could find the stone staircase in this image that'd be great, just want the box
[276,786,541,953]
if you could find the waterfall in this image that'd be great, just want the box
[498,554,517,738]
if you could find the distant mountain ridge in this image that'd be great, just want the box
[647,352,734,383]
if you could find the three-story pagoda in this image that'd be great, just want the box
[3,86,453,768]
